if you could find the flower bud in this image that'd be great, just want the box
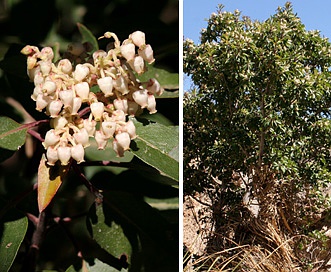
[90,102,104,121]
[132,89,148,108]
[58,59,73,74]
[42,80,57,95]
[21,45,40,56]
[130,31,145,48]
[74,64,89,81]
[40,47,54,61]
[71,144,85,164]
[147,94,157,114]
[46,146,59,166]
[101,121,117,138]
[43,129,60,149]
[128,56,145,75]
[138,44,155,64]
[97,77,114,97]
[57,146,71,165]
[95,130,108,150]
[120,43,135,61]
[73,128,90,147]
[113,98,128,114]
[27,56,37,70]
[39,60,52,76]
[47,100,63,117]
[75,82,90,101]
[113,132,131,157]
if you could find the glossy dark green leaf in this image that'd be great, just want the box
[0,116,27,151]
[0,216,28,272]
[130,118,179,181]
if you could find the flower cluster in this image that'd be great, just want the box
[21,31,163,166]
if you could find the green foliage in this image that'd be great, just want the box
[184,2,331,270]
[0,1,178,271]
[184,2,331,193]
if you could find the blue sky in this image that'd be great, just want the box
[183,0,331,90]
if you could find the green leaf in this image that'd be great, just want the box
[0,216,28,272]
[137,63,179,91]
[37,156,69,212]
[0,116,27,151]
[90,204,131,265]
[130,118,179,181]
[77,23,99,52]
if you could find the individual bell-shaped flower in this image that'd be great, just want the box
[40,47,54,61]
[31,86,42,101]
[130,31,146,48]
[74,64,89,81]
[58,59,73,74]
[59,89,74,108]
[71,144,85,164]
[42,80,57,95]
[113,98,128,114]
[120,43,135,61]
[47,100,63,118]
[113,132,131,157]
[114,75,129,95]
[57,145,71,165]
[75,82,90,102]
[94,130,108,150]
[123,120,137,139]
[97,77,114,97]
[90,102,104,121]
[92,50,107,65]
[52,116,68,130]
[73,128,90,147]
[138,44,155,64]
[33,71,44,86]
[101,120,117,138]
[146,78,162,95]
[132,89,148,108]
[147,94,157,114]
[39,60,52,76]
[83,119,96,136]
[36,94,51,112]
[111,110,126,122]
[128,56,145,75]
[46,146,59,166]
[43,129,60,149]
[71,97,82,115]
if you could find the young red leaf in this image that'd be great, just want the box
[37,155,69,212]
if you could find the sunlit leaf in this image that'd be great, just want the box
[130,118,179,181]
[37,156,69,212]
[137,63,179,91]
[77,23,99,52]
[0,116,27,151]
[0,216,28,272]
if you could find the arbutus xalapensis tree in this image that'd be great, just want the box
[184,2,331,270]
